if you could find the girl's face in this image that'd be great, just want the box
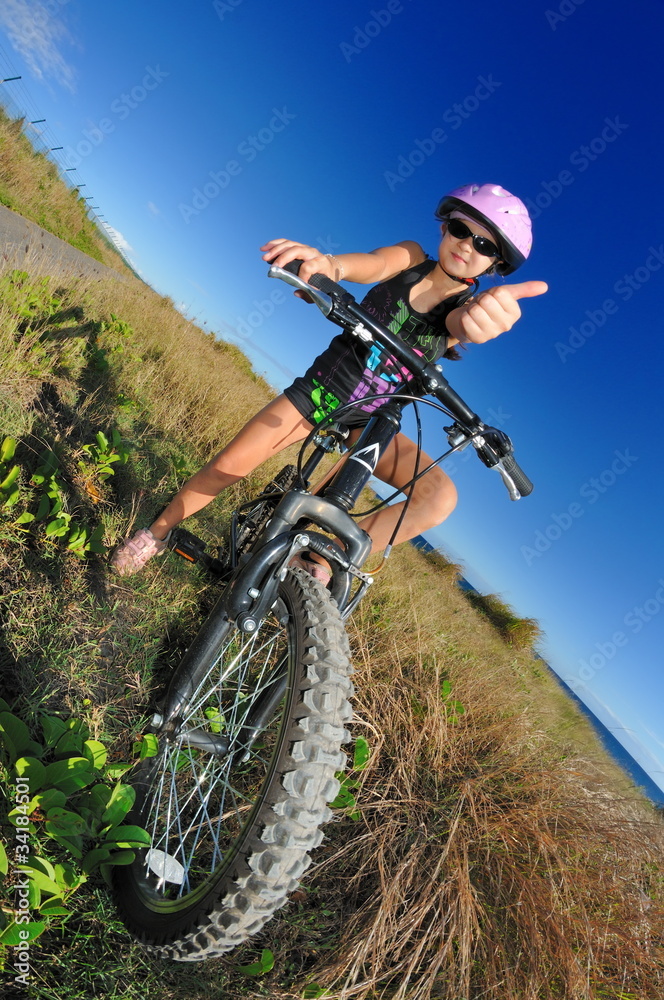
[437,213,501,278]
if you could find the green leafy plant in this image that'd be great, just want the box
[171,455,195,482]
[14,448,106,557]
[0,699,148,958]
[27,448,70,537]
[88,313,135,374]
[79,428,129,482]
[65,522,106,558]
[106,313,133,339]
[0,270,62,328]
[235,947,275,977]
[440,679,465,723]
[0,437,21,512]
[330,736,370,820]
[116,390,138,413]
[131,733,159,761]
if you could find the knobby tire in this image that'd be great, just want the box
[113,567,353,960]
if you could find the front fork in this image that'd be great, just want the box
[158,507,370,744]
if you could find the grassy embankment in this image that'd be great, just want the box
[0,108,134,275]
[0,108,663,1000]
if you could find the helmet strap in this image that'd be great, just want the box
[436,260,476,285]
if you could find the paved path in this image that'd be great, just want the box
[0,203,128,282]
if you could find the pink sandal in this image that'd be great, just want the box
[110,528,171,576]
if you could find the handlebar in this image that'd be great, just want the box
[268,259,533,499]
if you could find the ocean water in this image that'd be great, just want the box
[546,670,664,808]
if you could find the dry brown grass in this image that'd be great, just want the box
[462,590,545,651]
[298,548,664,999]
[0,260,275,463]
[80,278,274,457]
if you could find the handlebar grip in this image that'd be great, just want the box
[502,455,534,497]
[308,271,346,296]
[282,259,346,297]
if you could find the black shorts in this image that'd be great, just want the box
[283,332,409,429]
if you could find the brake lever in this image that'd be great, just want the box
[268,265,333,316]
[471,426,513,467]
[471,429,524,500]
[493,462,522,501]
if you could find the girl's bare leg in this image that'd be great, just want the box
[351,430,457,554]
[149,395,313,539]
[304,430,457,575]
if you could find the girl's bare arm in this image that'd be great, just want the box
[260,238,427,285]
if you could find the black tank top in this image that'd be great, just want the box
[357,256,472,370]
[286,258,473,426]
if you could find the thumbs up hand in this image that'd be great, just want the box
[447,280,548,345]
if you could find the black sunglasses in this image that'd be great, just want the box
[446,218,500,258]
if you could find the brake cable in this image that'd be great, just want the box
[366,400,422,575]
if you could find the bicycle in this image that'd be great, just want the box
[112,261,533,960]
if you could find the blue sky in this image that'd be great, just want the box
[1,0,663,795]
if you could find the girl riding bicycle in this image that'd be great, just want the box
[111,183,546,580]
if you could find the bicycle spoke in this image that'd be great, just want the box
[134,604,293,900]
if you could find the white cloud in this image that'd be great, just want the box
[103,224,134,256]
[101,222,141,273]
[581,689,664,782]
[0,0,76,92]
[642,724,664,755]
[147,201,160,216]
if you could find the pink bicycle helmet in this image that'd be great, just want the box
[435,183,532,275]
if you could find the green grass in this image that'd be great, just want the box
[0,266,661,1000]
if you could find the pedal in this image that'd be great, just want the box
[168,528,209,564]
[168,528,229,576]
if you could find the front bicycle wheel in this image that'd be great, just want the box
[113,567,353,961]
